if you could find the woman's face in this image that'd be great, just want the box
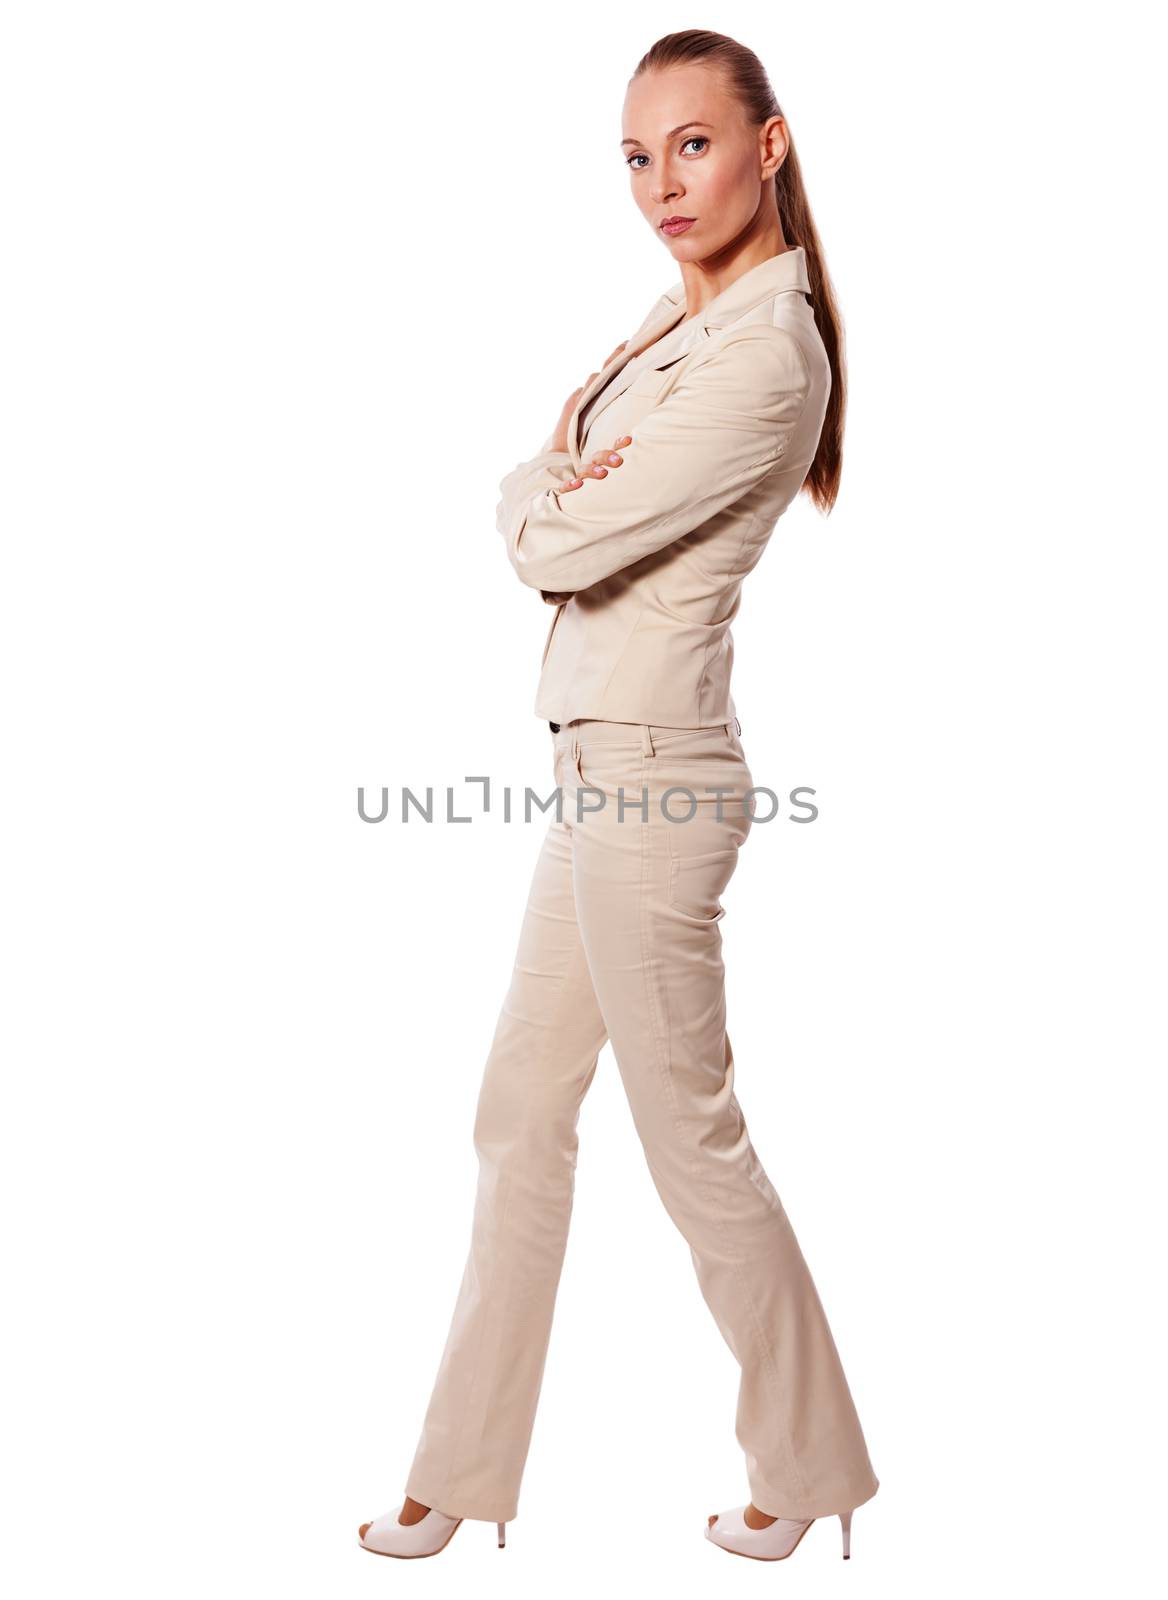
[621,65,786,260]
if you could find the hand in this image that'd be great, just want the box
[557,435,633,492]
[548,339,629,453]
[539,430,633,603]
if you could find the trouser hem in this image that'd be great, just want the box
[404,1476,518,1525]
[748,1472,880,1522]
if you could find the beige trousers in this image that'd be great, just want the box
[405,718,879,1524]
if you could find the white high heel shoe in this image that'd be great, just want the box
[358,1502,508,1558]
[704,1503,855,1561]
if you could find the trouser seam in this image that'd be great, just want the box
[432,1161,514,1512]
[635,755,809,1504]
[430,820,603,1514]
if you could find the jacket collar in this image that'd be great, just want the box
[567,246,812,468]
[654,243,811,331]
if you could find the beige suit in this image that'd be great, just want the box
[496,246,830,727]
[404,250,879,1528]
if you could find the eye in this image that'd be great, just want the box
[626,136,708,170]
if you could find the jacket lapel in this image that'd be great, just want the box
[565,248,811,471]
[566,287,686,471]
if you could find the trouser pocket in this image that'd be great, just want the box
[666,842,739,921]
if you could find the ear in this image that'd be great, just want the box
[759,114,789,180]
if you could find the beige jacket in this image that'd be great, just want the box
[495,245,830,727]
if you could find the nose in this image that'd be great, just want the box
[650,171,682,207]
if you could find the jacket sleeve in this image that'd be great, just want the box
[493,432,579,605]
[494,325,812,594]
[495,432,577,521]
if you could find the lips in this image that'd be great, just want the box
[660,215,696,235]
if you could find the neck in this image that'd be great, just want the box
[677,214,789,321]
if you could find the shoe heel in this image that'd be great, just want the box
[839,1507,853,1559]
[497,1520,506,1548]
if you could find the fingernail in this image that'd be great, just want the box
[607,453,620,464]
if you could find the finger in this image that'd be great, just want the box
[590,435,632,461]
[590,447,624,468]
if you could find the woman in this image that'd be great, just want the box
[359,28,879,1564]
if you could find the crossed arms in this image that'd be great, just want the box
[494,324,813,595]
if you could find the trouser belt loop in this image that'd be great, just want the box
[641,724,655,757]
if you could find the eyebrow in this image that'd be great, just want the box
[620,121,713,149]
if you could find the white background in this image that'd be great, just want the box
[2,3,1163,1595]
